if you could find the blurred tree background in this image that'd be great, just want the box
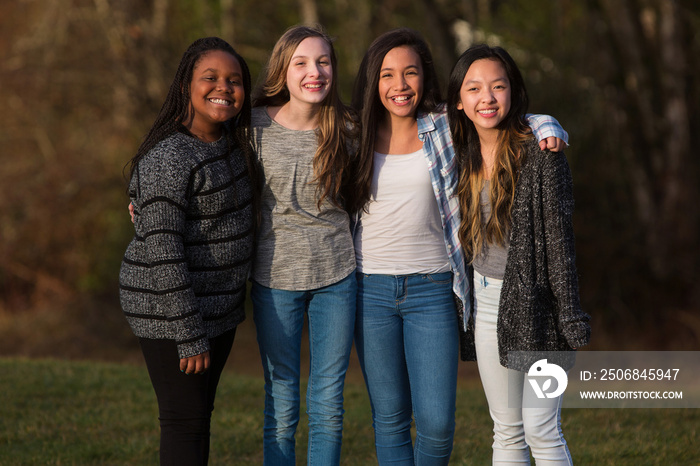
[1,0,698,359]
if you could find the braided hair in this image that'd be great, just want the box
[126,37,259,220]
[127,38,256,181]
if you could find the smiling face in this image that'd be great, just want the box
[457,58,511,136]
[285,36,333,108]
[377,46,424,121]
[185,50,245,140]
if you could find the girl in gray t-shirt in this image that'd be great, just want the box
[248,25,359,466]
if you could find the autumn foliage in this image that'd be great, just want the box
[1,0,698,352]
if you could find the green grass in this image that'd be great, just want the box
[1,358,698,465]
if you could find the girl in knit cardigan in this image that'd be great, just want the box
[350,29,570,465]
[448,44,591,465]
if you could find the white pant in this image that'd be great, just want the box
[473,271,573,465]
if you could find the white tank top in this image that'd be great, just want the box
[354,149,450,274]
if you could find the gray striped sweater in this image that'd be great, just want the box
[119,131,253,358]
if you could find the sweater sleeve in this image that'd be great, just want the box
[135,143,209,358]
[539,150,591,348]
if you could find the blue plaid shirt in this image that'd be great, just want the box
[417,106,569,330]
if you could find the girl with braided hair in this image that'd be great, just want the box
[119,37,258,465]
[248,25,359,465]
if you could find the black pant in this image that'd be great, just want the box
[139,328,236,465]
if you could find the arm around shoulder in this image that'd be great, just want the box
[526,113,569,152]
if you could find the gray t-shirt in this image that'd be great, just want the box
[250,106,356,290]
[473,180,509,280]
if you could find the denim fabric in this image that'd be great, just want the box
[355,272,458,465]
[139,328,236,466]
[473,271,573,465]
[251,272,357,466]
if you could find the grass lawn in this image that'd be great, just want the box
[1,358,698,465]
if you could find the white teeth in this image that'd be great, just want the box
[392,96,410,102]
[479,109,496,114]
[209,98,230,105]
[305,84,322,89]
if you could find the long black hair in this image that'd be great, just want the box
[447,44,531,260]
[446,44,529,159]
[350,28,442,213]
[126,37,259,219]
[127,37,255,181]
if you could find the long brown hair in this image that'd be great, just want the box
[351,28,442,213]
[252,25,358,212]
[447,44,531,261]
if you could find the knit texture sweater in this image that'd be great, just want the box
[462,138,591,370]
[119,131,254,358]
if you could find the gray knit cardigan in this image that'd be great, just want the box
[461,138,591,370]
[119,131,253,358]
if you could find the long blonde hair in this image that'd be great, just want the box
[252,25,358,211]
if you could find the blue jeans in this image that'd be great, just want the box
[355,272,459,465]
[252,272,357,466]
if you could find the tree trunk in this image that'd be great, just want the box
[299,0,319,25]
[598,0,697,283]
[221,0,236,43]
